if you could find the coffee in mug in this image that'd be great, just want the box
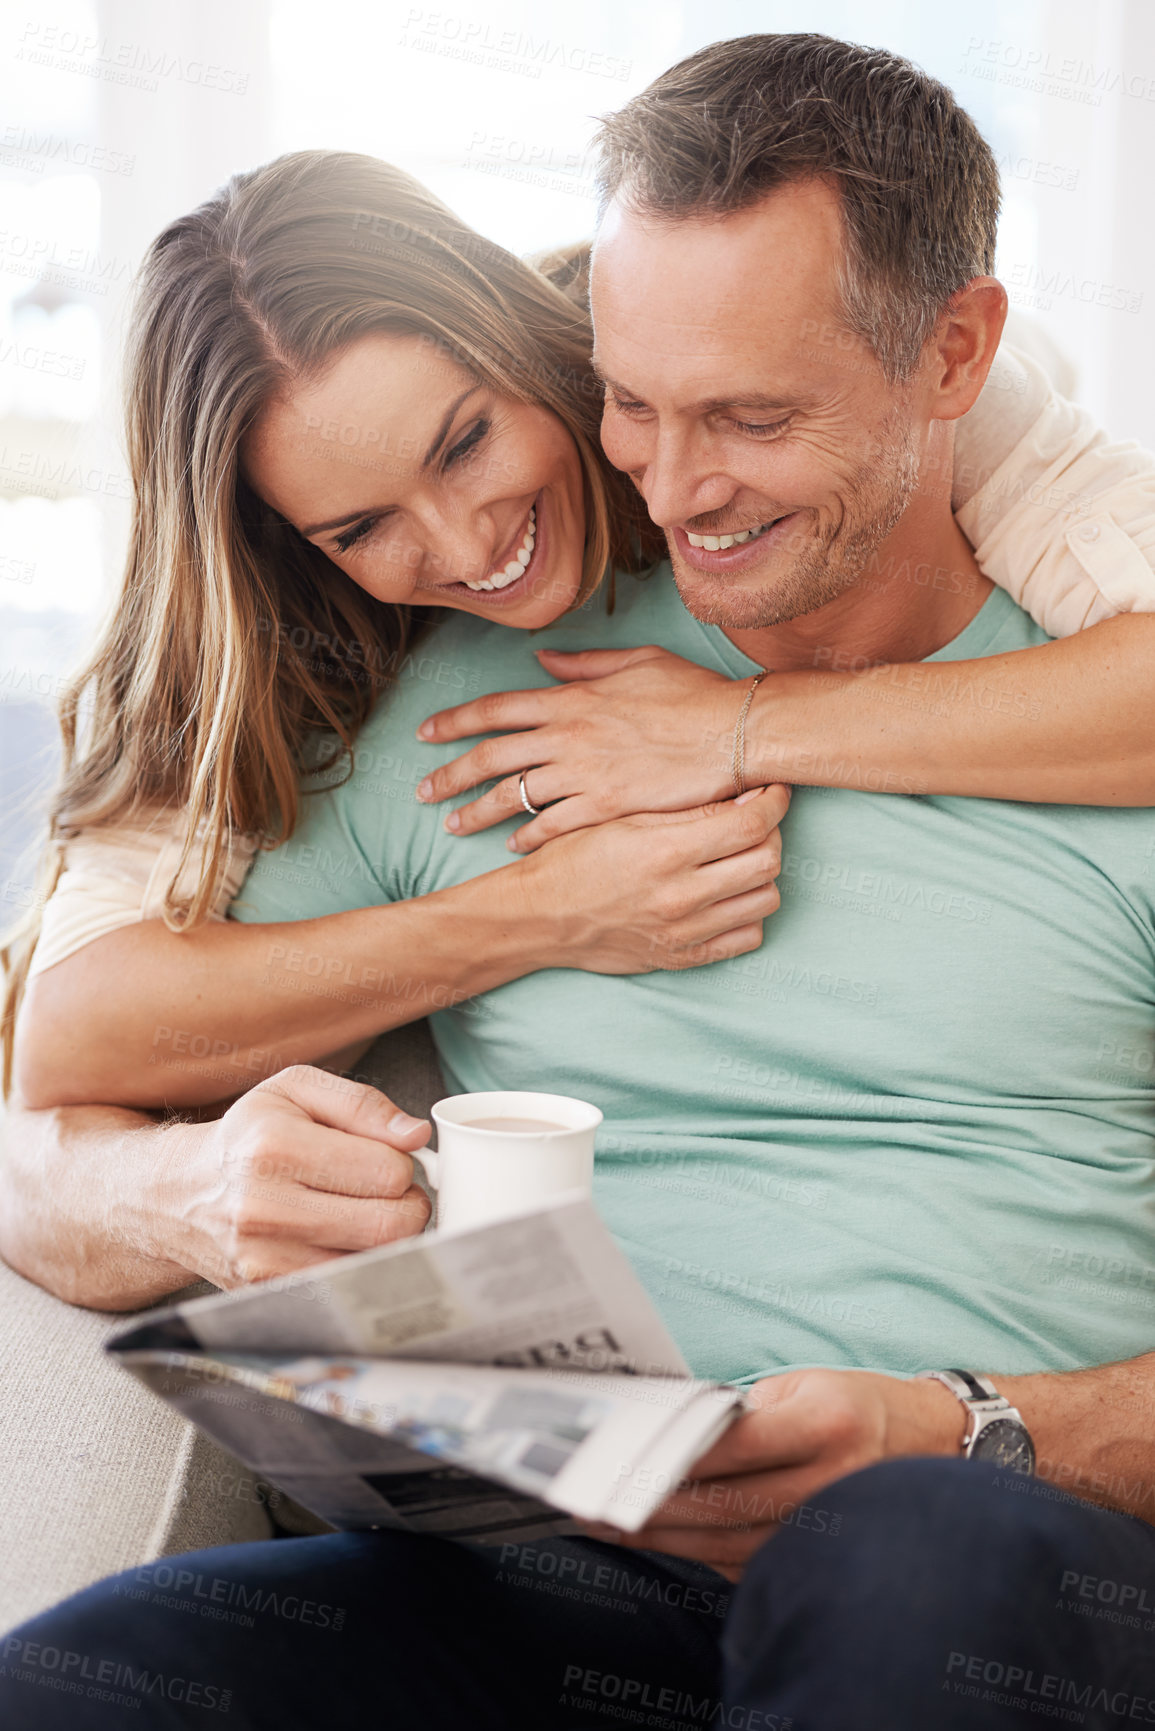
[461,1116,569,1134]
[425,1091,603,1232]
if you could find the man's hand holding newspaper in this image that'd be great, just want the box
[583,1367,967,1580]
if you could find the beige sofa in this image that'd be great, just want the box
[0,1019,446,1634]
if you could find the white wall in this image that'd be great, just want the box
[2,0,1153,900]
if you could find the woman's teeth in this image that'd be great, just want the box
[685,518,778,551]
[465,507,536,592]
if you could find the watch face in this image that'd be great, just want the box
[971,1419,1035,1474]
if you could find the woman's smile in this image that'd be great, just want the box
[460,499,536,592]
[425,492,551,612]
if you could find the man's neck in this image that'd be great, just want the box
[722,475,994,675]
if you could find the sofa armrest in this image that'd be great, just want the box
[0,1254,278,1633]
[0,1018,446,1630]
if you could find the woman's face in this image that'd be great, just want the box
[244,331,587,628]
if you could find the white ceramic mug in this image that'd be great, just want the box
[425,1091,603,1232]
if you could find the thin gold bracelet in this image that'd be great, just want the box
[731,673,767,796]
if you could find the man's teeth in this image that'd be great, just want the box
[685,519,778,551]
[464,507,536,591]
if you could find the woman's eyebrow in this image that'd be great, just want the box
[300,386,484,537]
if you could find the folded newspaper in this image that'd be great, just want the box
[108,1194,744,1545]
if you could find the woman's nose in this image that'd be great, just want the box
[412,511,500,588]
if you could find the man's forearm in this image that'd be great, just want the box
[998,1357,1155,1521]
[0,1100,197,1310]
[901,1356,1155,1521]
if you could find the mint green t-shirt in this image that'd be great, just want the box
[232,569,1155,1386]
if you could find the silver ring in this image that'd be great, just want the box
[518,770,542,816]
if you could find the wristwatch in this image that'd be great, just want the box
[917,1369,1036,1474]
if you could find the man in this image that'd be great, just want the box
[4,34,1155,1730]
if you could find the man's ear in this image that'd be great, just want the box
[927,277,1008,422]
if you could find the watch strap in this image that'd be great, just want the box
[945,1368,998,1402]
[918,1368,987,1410]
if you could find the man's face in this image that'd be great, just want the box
[591,178,929,631]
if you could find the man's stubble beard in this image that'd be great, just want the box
[667,408,922,632]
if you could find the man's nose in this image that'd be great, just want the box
[639,429,736,531]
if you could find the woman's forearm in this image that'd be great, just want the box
[750,613,1155,804]
[17,794,790,1112]
[16,866,554,1111]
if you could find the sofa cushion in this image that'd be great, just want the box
[349,1017,446,1120]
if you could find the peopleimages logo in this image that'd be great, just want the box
[1006,261,1142,315]
[497,1543,730,1618]
[129,1562,345,1630]
[1,1634,231,1713]
[960,35,1155,105]
[944,1650,1155,1721]
[14,22,249,94]
[0,125,135,175]
[559,1666,791,1729]
[1060,1568,1155,1615]
[779,853,992,924]
[398,10,632,81]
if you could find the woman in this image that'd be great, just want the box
[3,149,1155,1307]
[3,150,790,1112]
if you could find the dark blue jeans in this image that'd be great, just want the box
[3,1458,1155,1729]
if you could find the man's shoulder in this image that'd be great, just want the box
[926,582,1050,668]
[928,592,1154,911]
[358,565,686,737]
[339,613,516,760]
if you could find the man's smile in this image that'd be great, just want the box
[672,511,805,571]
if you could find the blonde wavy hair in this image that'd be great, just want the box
[1,150,661,1092]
